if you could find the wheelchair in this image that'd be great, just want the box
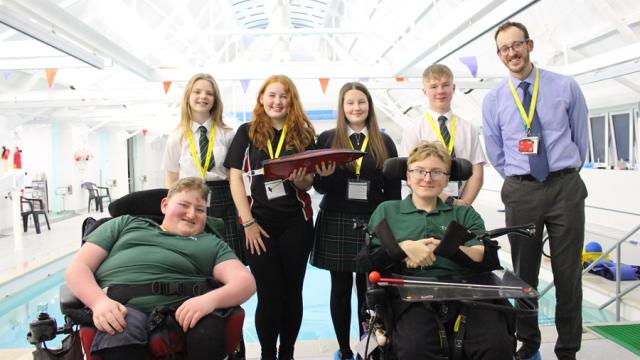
[353,157,539,360]
[27,188,246,360]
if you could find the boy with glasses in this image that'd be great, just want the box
[482,21,588,360]
[399,64,486,207]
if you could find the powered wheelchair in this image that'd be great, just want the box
[354,157,538,360]
[27,188,246,360]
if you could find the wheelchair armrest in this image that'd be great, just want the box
[60,284,85,311]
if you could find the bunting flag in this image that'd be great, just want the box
[240,79,250,94]
[163,81,172,94]
[358,77,370,83]
[45,68,57,88]
[2,70,10,81]
[395,76,406,82]
[459,56,478,77]
[319,78,329,94]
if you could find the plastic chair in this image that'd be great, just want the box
[83,182,111,213]
[20,196,51,234]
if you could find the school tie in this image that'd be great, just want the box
[198,126,214,171]
[350,133,362,147]
[438,115,456,158]
[520,81,549,182]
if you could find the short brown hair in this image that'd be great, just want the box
[407,141,451,172]
[167,177,209,202]
[494,21,530,42]
[422,64,453,82]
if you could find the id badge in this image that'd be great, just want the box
[265,179,287,200]
[347,179,369,201]
[444,181,459,196]
[518,136,539,154]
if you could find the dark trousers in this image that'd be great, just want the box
[501,171,587,359]
[391,301,513,360]
[245,215,314,360]
[99,310,226,360]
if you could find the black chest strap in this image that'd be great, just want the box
[105,278,219,304]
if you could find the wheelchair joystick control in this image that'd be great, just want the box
[369,272,381,283]
[27,312,57,344]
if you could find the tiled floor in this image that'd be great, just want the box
[1,198,640,359]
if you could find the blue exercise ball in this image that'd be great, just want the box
[585,241,602,253]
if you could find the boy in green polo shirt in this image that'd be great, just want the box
[65,177,256,359]
[367,142,512,359]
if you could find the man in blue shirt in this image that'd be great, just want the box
[482,21,588,360]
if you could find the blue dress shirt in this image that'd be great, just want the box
[482,67,588,178]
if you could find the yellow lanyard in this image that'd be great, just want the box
[267,125,288,159]
[426,112,456,155]
[186,124,216,178]
[508,66,540,132]
[348,134,369,176]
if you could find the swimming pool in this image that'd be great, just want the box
[0,264,618,349]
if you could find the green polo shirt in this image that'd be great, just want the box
[368,195,485,278]
[87,215,237,313]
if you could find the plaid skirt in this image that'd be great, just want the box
[207,180,245,264]
[310,209,371,273]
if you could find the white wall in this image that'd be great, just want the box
[479,166,640,264]
[0,124,134,232]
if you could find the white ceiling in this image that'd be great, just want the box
[1,0,640,139]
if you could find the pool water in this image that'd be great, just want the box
[0,264,618,349]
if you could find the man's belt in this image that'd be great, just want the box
[510,168,576,182]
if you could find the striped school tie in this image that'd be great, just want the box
[438,115,456,158]
[198,126,214,171]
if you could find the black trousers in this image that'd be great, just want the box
[501,171,587,359]
[391,301,513,360]
[245,215,314,360]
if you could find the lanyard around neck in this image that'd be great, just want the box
[267,125,288,159]
[186,124,216,177]
[348,134,369,176]
[508,66,540,131]
[426,112,456,155]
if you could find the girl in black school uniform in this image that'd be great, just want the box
[225,74,333,360]
[311,81,401,360]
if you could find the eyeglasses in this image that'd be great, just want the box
[408,168,449,180]
[496,39,529,56]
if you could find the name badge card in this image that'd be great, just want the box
[265,179,287,200]
[347,179,369,201]
[444,181,459,197]
[518,136,539,154]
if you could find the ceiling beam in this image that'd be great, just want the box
[0,4,105,69]
[393,0,539,76]
[2,0,161,80]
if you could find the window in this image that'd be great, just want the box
[610,112,632,166]
[588,115,608,168]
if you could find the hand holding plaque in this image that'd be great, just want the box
[261,149,366,180]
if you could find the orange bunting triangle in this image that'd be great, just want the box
[163,81,172,94]
[45,68,58,88]
[319,78,329,94]
[395,76,406,82]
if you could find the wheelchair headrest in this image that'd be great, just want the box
[382,157,473,181]
[108,188,168,223]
